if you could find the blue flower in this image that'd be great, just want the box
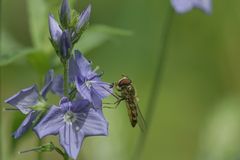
[5,70,63,138]
[59,0,71,28]
[33,97,108,160]
[171,0,212,14]
[69,50,113,108]
[5,85,43,139]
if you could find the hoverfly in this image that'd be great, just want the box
[104,75,146,132]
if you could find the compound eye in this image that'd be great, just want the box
[118,78,131,87]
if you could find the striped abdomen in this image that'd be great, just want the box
[126,99,138,127]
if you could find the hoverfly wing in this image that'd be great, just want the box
[135,102,146,132]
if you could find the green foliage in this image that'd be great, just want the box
[75,24,133,53]
[0,29,37,66]
[27,0,49,49]
[0,25,131,67]
[27,51,51,75]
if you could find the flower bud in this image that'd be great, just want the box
[19,142,55,154]
[76,4,91,34]
[60,0,71,28]
[49,14,62,46]
[59,30,72,61]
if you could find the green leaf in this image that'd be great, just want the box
[27,51,51,75]
[0,30,38,66]
[27,0,49,50]
[75,24,133,53]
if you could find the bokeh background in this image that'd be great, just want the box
[1,0,240,160]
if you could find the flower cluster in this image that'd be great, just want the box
[5,0,112,159]
[171,0,212,14]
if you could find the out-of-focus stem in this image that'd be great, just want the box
[133,3,174,160]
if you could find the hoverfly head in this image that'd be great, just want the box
[117,76,132,89]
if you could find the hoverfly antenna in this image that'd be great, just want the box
[121,73,128,77]
[93,66,100,73]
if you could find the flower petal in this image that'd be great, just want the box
[5,85,39,114]
[171,0,193,13]
[71,99,90,113]
[69,56,80,82]
[59,124,84,160]
[33,105,64,138]
[75,77,92,102]
[91,89,102,108]
[76,4,91,33]
[13,111,39,139]
[193,0,211,14]
[91,81,113,99]
[49,14,62,43]
[41,70,54,99]
[60,97,72,112]
[74,50,94,78]
[60,30,72,59]
[60,0,71,27]
[78,107,108,136]
[51,75,64,97]
[171,0,212,14]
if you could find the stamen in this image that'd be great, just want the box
[64,111,76,124]
[93,66,100,72]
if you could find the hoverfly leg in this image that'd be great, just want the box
[103,98,124,109]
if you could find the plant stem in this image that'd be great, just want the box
[37,75,43,160]
[133,4,174,160]
[63,60,69,96]
[54,147,69,160]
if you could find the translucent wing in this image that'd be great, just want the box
[135,100,146,132]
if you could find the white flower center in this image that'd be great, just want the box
[85,80,92,89]
[64,111,76,124]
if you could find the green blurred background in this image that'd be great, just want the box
[1,0,240,160]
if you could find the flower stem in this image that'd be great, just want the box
[133,4,174,160]
[54,147,69,160]
[63,60,69,96]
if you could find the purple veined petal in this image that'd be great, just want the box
[33,105,64,138]
[90,89,102,108]
[171,0,193,13]
[41,69,54,99]
[75,77,92,102]
[49,14,62,43]
[51,75,64,97]
[5,85,39,114]
[76,107,108,136]
[74,50,93,78]
[76,4,91,34]
[69,55,80,83]
[13,111,39,139]
[91,81,113,99]
[193,0,212,14]
[60,97,72,112]
[71,99,90,113]
[59,124,84,160]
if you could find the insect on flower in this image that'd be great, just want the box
[103,75,146,132]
